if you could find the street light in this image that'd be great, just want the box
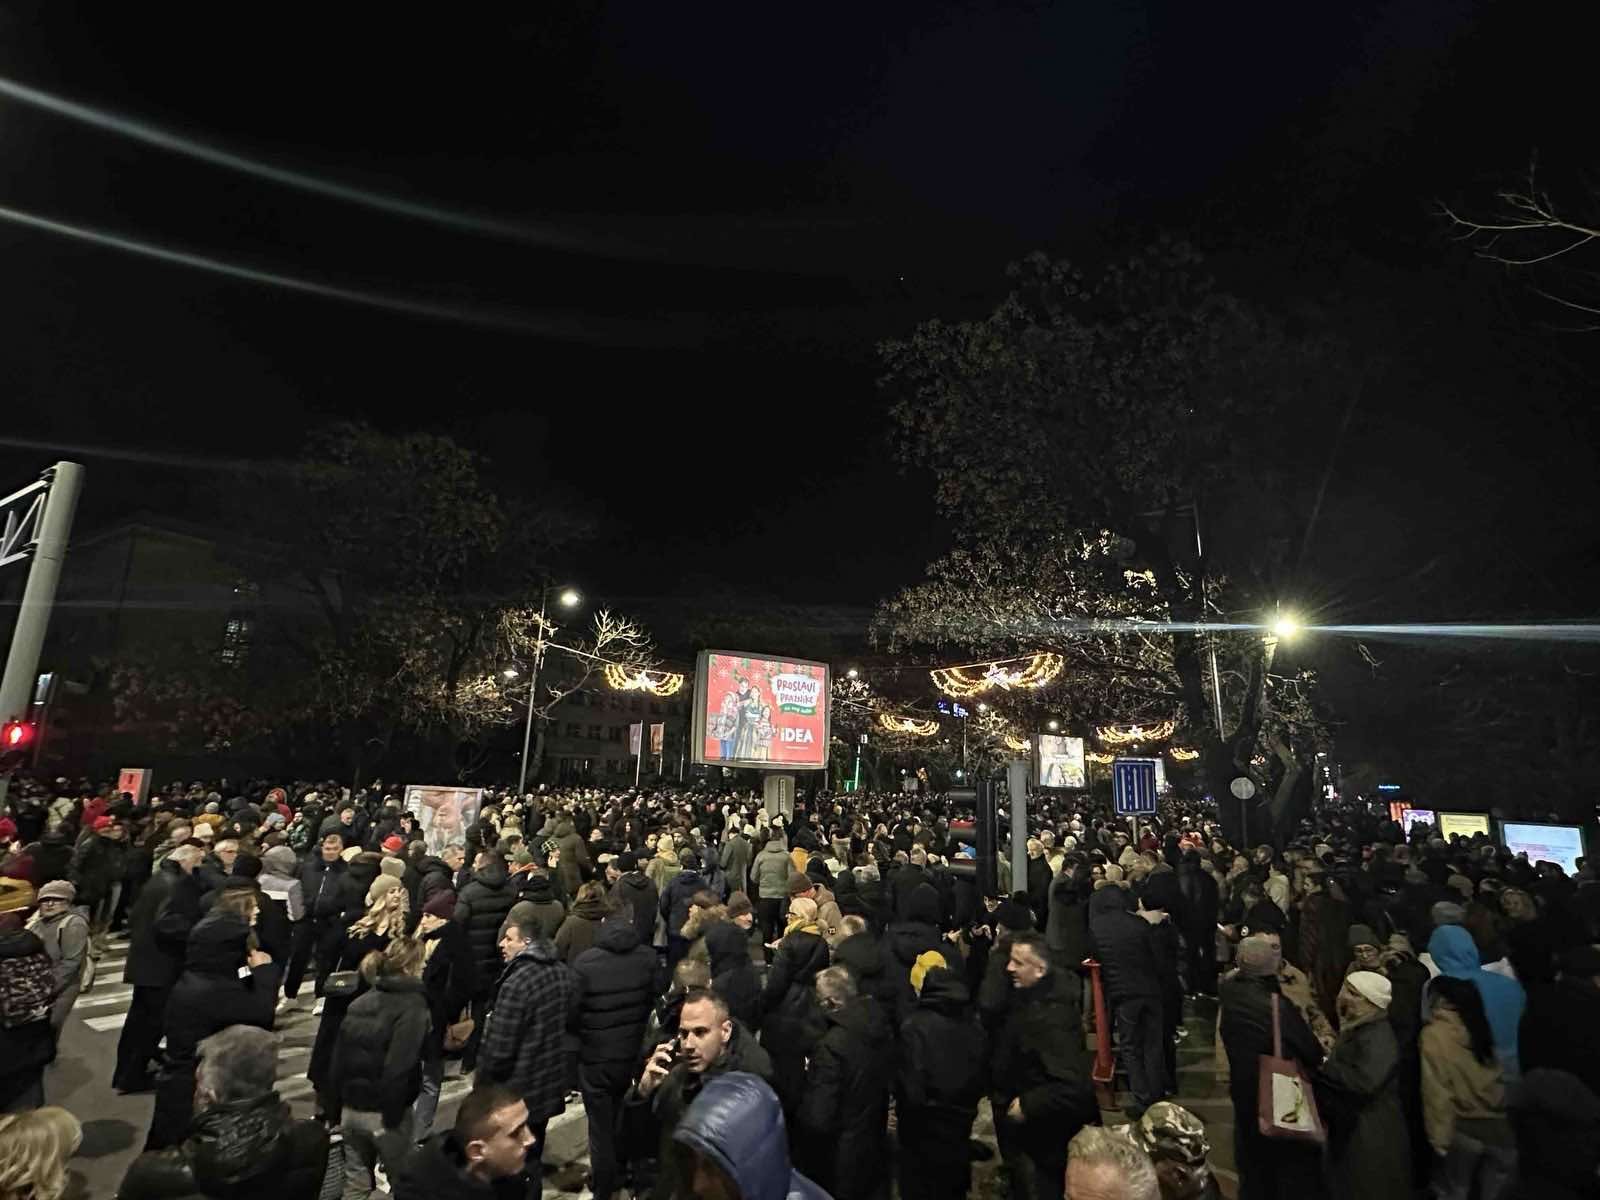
[1047,719,1060,731]
[502,667,519,680]
[977,702,988,713]
[1271,613,1302,640]
[847,668,859,679]
[517,581,583,794]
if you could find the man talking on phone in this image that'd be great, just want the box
[627,988,774,1200]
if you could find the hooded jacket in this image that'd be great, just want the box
[1428,925,1525,1079]
[673,1075,828,1200]
[118,1091,330,1200]
[332,973,432,1126]
[832,929,898,1015]
[570,918,658,1087]
[751,837,792,900]
[454,862,519,995]
[125,859,204,989]
[705,919,762,1031]
[552,818,591,897]
[612,870,659,945]
[1419,998,1508,1154]
[555,892,609,963]
[796,998,894,1200]
[897,967,987,1135]
[661,868,708,937]
[1088,886,1161,1002]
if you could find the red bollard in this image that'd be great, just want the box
[1085,958,1116,1108]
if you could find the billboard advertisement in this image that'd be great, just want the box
[404,785,484,856]
[1402,808,1436,832]
[692,651,830,771]
[1036,734,1086,789]
[1437,812,1492,840]
[1500,821,1586,876]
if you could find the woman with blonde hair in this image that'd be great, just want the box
[307,876,413,1122]
[0,1106,81,1200]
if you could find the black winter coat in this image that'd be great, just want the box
[832,930,899,1014]
[455,862,519,997]
[331,974,432,1125]
[299,857,360,926]
[797,1000,894,1200]
[421,919,477,1055]
[612,871,659,945]
[1045,873,1091,969]
[570,918,658,1088]
[660,869,708,938]
[887,864,931,920]
[125,861,204,988]
[1088,887,1161,1002]
[118,1092,329,1200]
[897,969,987,1151]
[989,968,1096,1160]
[147,913,280,1150]
[705,920,762,1031]
[760,929,830,1115]
[415,856,455,910]
[1176,861,1220,935]
[389,1133,525,1200]
[1218,973,1325,1136]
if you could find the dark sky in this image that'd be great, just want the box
[0,0,1592,632]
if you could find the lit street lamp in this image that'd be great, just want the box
[516,584,582,794]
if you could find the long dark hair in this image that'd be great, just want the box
[1429,975,1495,1065]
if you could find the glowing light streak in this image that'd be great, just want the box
[878,714,940,737]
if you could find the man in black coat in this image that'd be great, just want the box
[119,1024,329,1200]
[897,965,987,1200]
[796,966,894,1200]
[1088,885,1166,1118]
[570,913,659,1200]
[609,852,659,946]
[114,842,205,1093]
[454,851,520,1067]
[887,849,932,921]
[286,831,361,1001]
[990,932,1096,1200]
[1176,850,1220,995]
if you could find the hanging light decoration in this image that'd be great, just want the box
[1169,747,1200,762]
[1096,718,1176,746]
[878,713,939,737]
[1004,734,1032,753]
[1086,751,1115,764]
[603,663,685,696]
[930,652,1063,698]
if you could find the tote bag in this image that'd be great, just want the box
[1257,992,1326,1144]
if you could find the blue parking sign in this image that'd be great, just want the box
[1112,758,1159,816]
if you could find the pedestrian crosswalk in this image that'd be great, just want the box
[70,934,480,1119]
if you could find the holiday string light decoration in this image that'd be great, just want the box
[1169,747,1200,761]
[878,713,940,737]
[930,652,1064,698]
[1095,719,1176,746]
[1004,734,1032,753]
[603,663,685,696]
[1086,751,1115,764]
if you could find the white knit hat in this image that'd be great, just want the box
[1346,970,1392,1010]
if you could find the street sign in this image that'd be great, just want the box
[1112,757,1159,816]
[1229,777,1257,801]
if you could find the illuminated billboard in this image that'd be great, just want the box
[1437,812,1492,840]
[404,785,484,856]
[692,651,830,771]
[1501,821,1586,876]
[1036,734,1086,789]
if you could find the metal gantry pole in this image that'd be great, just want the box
[0,463,83,724]
[515,587,549,795]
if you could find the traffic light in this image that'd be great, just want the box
[0,718,35,769]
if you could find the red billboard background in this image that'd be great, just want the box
[698,652,829,769]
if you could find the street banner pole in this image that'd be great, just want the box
[0,463,83,724]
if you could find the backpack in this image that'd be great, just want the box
[0,949,54,1028]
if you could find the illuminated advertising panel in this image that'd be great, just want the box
[1437,812,1492,840]
[1500,821,1586,875]
[404,785,484,856]
[1036,734,1086,789]
[692,651,830,770]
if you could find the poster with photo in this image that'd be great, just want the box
[404,785,484,856]
[1036,733,1086,789]
[693,651,829,770]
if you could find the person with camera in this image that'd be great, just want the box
[626,988,773,1200]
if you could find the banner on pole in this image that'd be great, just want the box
[1035,734,1085,789]
[404,785,484,856]
[629,723,643,755]
[650,723,664,754]
[117,767,152,806]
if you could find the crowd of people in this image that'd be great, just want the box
[0,772,1592,1200]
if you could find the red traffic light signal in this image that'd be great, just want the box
[2,720,33,749]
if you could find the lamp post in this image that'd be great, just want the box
[516,583,581,795]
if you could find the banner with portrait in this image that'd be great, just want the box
[404,785,483,856]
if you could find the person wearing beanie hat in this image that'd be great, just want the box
[1319,969,1411,1198]
[421,889,458,920]
[381,834,405,854]
[1219,934,1327,1200]
[378,857,407,881]
[257,846,306,929]
[1347,923,1384,975]
[365,873,405,909]
[724,891,755,929]
[30,878,90,1031]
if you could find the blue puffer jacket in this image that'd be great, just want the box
[673,1072,832,1200]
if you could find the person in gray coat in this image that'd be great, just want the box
[27,879,90,1033]
[1316,970,1411,1200]
[720,826,753,899]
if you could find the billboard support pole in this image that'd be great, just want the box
[0,463,84,726]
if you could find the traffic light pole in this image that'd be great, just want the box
[0,462,83,729]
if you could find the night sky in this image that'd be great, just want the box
[1,1,1594,702]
